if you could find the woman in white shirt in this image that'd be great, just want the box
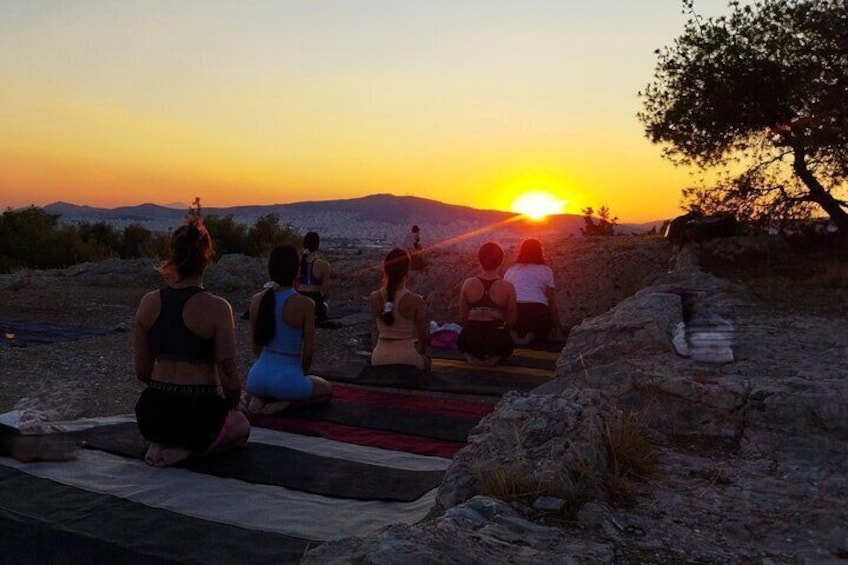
[503,238,563,345]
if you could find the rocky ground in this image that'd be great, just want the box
[1,233,846,563]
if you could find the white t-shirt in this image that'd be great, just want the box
[504,263,555,305]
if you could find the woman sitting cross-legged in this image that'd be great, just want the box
[246,244,333,415]
[134,216,251,467]
[369,248,431,371]
[457,242,517,366]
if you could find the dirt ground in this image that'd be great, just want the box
[0,234,845,422]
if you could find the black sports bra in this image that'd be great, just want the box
[147,287,216,363]
[469,277,504,312]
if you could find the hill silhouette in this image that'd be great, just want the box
[42,194,621,241]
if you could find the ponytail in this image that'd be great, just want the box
[253,288,276,347]
[380,248,410,326]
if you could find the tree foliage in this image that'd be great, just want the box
[581,206,618,236]
[246,213,299,256]
[0,203,302,273]
[639,0,848,232]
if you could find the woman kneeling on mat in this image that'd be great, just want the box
[457,242,517,366]
[134,216,250,467]
[246,244,333,415]
[369,248,430,370]
[503,238,564,345]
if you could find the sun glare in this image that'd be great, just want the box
[511,191,565,220]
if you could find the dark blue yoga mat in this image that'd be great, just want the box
[0,319,115,347]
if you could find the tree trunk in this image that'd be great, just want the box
[793,148,848,233]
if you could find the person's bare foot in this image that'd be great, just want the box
[247,397,266,415]
[259,400,292,415]
[144,443,191,467]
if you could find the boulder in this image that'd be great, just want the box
[302,496,614,564]
[434,389,616,513]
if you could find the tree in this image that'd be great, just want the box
[247,213,298,256]
[581,206,618,236]
[121,223,154,258]
[639,0,848,232]
[203,215,249,256]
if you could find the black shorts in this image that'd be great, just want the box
[457,320,514,358]
[135,382,229,452]
[515,302,552,340]
[298,291,328,323]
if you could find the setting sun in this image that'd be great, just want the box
[511,191,566,220]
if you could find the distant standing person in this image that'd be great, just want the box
[247,245,333,415]
[297,231,331,325]
[403,225,425,270]
[457,242,517,366]
[134,217,250,467]
[503,238,563,345]
[370,248,430,370]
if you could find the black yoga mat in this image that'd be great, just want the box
[68,423,443,502]
[0,464,311,565]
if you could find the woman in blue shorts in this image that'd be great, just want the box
[246,245,333,414]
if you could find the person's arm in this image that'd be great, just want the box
[458,279,471,324]
[133,292,156,384]
[300,296,315,374]
[504,282,518,329]
[214,298,241,408]
[413,295,429,356]
[318,259,331,299]
[248,292,263,357]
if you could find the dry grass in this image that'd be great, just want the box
[473,410,657,514]
[602,411,658,505]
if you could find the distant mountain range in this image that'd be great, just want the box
[42,194,656,246]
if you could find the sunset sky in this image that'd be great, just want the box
[0,1,735,222]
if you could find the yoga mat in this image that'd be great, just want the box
[0,464,312,564]
[429,345,561,370]
[68,422,443,502]
[269,385,494,443]
[0,319,114,347]
[250,416,466,459]
[317,363,552,396]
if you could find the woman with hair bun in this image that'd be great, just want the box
[369,248,430,370]
[246,244,333,415]
[503,238,564,345]
[457,242,517,366]
[296,231,331,324]
[134,216,250,467]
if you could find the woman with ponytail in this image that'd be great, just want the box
[369,248,430,370]
[246,244,332,414]
[134,216,250,467]
[296,231,331,324]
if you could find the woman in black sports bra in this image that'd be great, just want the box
[296,231,331,324]
[456,242,517,366]
[134,217,250,467]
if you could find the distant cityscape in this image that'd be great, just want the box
[42,194,655,251]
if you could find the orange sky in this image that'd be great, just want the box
[0,1,733,222]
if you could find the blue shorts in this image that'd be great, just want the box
[247,351,314,401]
